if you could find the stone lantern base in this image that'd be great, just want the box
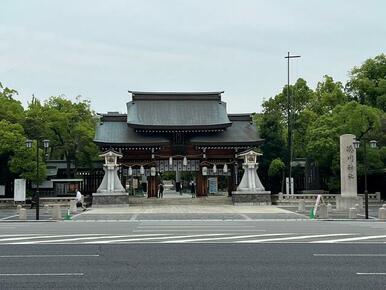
[336,196,363,211]
[232,190,272,205]
[92,192,129,207]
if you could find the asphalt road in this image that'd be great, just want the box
[1,243,386,289]
[1,219,386,289]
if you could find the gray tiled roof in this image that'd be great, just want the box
[190,120,262,145]
[126,93,231,129]
[94,121,169,145]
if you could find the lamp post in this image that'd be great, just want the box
[26,139,49,220]
[353,139,377,219]
[284,52,301,195]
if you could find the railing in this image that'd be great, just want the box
[272,192,381,203]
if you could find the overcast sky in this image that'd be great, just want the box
[1,0,385,113]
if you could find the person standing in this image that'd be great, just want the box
[190,180,196,198]
[158,182,164,198]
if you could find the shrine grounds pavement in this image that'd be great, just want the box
[0,204,383,222]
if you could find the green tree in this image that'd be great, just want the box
[0,83,24,124]
[25,96,99,177]
[0,120,46,184]
[346,54,386,111]
[305,101,384,191]
[268,158,285,193]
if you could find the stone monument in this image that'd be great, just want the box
[336,134,362,210]
[92,150,128,206]
[232,149,271,205]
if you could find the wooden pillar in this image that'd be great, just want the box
[148,176,157,197]
[196,170,208,197]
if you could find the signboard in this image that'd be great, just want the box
[132,178,138,189]
[0,185,5,196]
[208,177,218,194]
[14,179,26,202]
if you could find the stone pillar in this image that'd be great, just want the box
[19,208,27,220]
[52,205,61,220]
[69,200,77,213]
[336,134,363,210]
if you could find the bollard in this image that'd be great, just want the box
[51,205,62,220]
[69,200,77,213]
[298,200,305,212]
[44,204,49,214]
[318,204,328,219]
[378,207,386,220]
[348,207,357,219]
[327,203,333,214]
[18,208,27,220]
[16,204,22,214]
[278,192,283,201]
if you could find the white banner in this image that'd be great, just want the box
[14,179,26,202]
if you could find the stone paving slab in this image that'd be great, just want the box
[83,205,294,214]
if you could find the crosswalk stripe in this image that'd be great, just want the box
[311,235,386,243]
[162,233,293,243]
[237,234,355,243]
[8,234,166,244]
[84,233,226,244]
[0,234,108,243]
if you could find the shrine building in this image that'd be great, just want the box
[93,91,262,197]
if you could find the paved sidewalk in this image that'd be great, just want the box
[72,205,307,221]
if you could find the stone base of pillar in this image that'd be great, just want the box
[232,191,272,205]
[92,192,129,207]
[336,196,363,211]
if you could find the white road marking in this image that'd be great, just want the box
[0,273,84,276]
[356,273,386,275]
[314,254,386,257]
[238,234,355,243]
[11,234,166,244]
[0,234,108,243]
[312,235,386,243]
[162,233,293,243]
[0,215,19,220]
[133,229,266,232]
[0,254,99,258]
[85,233,226,244]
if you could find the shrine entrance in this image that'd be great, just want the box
[94,91,263,203]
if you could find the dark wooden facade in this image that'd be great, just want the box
[94,91,263,197]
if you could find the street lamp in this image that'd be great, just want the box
[25,139,49,220]
[353,138,377,219]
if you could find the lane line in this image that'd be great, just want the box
[0,234,108,242]
[356,273,386,275]
[238,233,356,243]
[0,254,99,258]
[314,254,386,257]
[162,233,293,243]
[84,233,226,244]
[311,235,386,243]
[0,215,19,220]
[0,273,84,276]
[133,229,266,232]
[11,234,166,244]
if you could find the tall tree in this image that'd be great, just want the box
[25,96,99,177]
[305,101,384,191]
[346,54,386,111]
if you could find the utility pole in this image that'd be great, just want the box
[285,52,300,195]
